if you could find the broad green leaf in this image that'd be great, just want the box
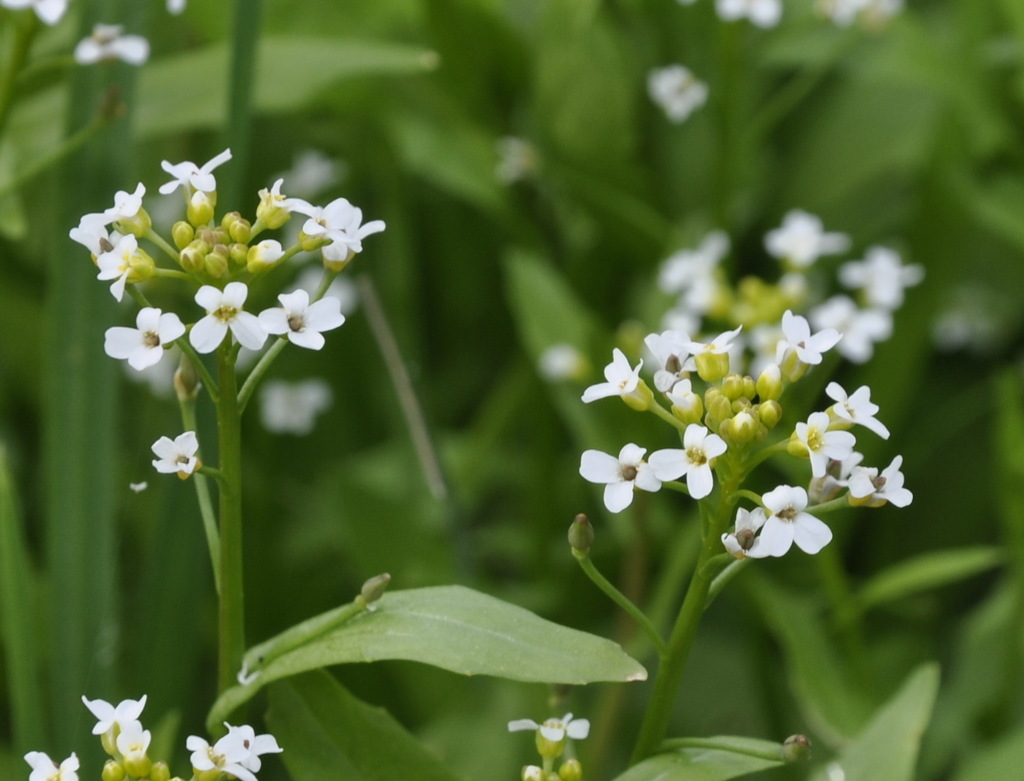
[267,670,462,781]
[950,720,1024,781]
[854,547,1005,614]
[613,737,787,781]
[210,585,645,729]
[811,664,939,781]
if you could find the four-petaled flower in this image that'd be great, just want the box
[259,290,345,350]
[96,233,146,301]
[848,455,913,507]
[644,330,695,392]
[191,282,267,353]
[722,506,768,559]
[794,411,856,478]
[776,310,842,366]
[104,308,185,370]
[289,197,386,262]
[159,148,233,195]
[579,444,661,513]
[647,65,708,123]
[508,713,590,742]
[187,723,282,781]
[151,431,200,478]
[758,484,833,556]
[582,348,645,404]
[74,25,150,65]
[24,751,79,781]
[82,694,147,737]
[648,425,727,499]
[764,210,850,268]
[825,382,890,439]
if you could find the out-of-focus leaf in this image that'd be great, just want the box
[853,547,1005,614]
[267,670,462,781]
[613,736,787,781]
[811,664,939,781]
[209,585,645,729]
[950,720,1024,781]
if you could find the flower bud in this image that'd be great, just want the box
[536,732,567,759]
[721,373,746,401]
[724,410,757,444]
[756,363,782,401]
[694,350,730,383]
[522,766,545,781]
[226,214,252,244]
[188,190,215,226]
[247,239,285,274]
[257,182,292,229]
[179,240,208,274]
[568,513,594,556]
[758,400,782,430]
[174,353,201,401]
[101,760,126,781]
[149,761,171,781]
[117,207,152,237]
[782,734,811,762]
[172,220,195,250]
[559,758,583,781]
[299,229,329,253]
[126,247,156,284]
[742,375,757,399]
[230,242,249,268]
[204,245,230,278]
[669,392,703,426]
[359,572,391,609]
[123,752,151,778]
[705,389,733,425]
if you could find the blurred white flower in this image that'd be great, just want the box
[810,295,892,363]
[839,246,924,310]
[279,149,345,199]
[1,0,67,25]
[716,0,782,27]
[24,751,78,781]
[648,65,708,123]
[538,343,587,381]
[260,379,333,435]
[508,713,590,742]
[167,0,186,13]
[496,136,540,184]
[764,210,850,268]
[74,25,149,65]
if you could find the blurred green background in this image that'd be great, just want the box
[2,0,1024,779]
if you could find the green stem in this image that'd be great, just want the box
[237,337,287,412]
[179,398,221,595]
[647,401,687,432]
[146,228,185,265]
[0,11,37,140]
[216,342,246,694]
[629,493,733,763]
[573,551,668,656]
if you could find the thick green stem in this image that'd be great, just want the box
[216,343,246,694]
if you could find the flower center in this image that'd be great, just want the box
[805,427,824,451]
[686,446,706,466]
[777,505,797,522]
[287,314,306,333]
[621,465,638,481]
[665,355,681,374]
[143,330,160,348]
[214,305,238,322]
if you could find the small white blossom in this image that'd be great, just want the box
[722,506,768,558]
[74,25,150,65]
[666,379,702,420]
[839,246,924,310]
[647,65,708,123]
[259,379,333,435]
[648,425,727,499]
[658,231,728,296]
[538,343,587,381]
[104,308,185,371]
[794,411,856,478]
[759,485,833,556]
[24,751,78,781]
[1,0,67,25]
[810,295,893,363]
[82,695,148,736]
[279,149,344,198]
[188,724,281,781]
[818,0,902,27]
[102,183,147,225]
[644,330,696,392]
[247,239,285,269]
[167,0,186,13]
[289,197,386,262]
[151,431,200,477]
[579,444,662,513]
[582,348,644,404]
[715,0,782,27]
[116,720,152,769]
[825,382,890,439]
[776,310,841,366]
[191,282,267,353]
[224,724,283,774]
[848,455,913,507]
[69,213,116,256]
[95,233,143,301]
[764,210,850,268]
[159,148,233,195]
[259,290,345,350]
[508,713,590,742]
[685,325,743,357]
[129,482,148,493]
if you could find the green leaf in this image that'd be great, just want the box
[267,670,463,781]
[210,585,645,729]
[950,720,1024,781]
[612,736,787,781]
[854,547,1005,614]
[812,664,939,781]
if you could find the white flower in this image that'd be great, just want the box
[658,231,728,296]
[74,25,149,65]
[825,382,890,439]
[715,0,782,27]
[776,310,841,366]
[839,246,924,310]
[1,0,67,25]
[259,379,333,435]
[101,183,147,225]
[247,239,285,269]
[810,295,892,363]
[151,431,200,477]
[495,136,540,184]
[538,343,587,381]
[258,290,345,350]
[764,210,850,268]
[848,455,913,507]
[644,330,695,392]
[818,0,902,27]
[279,149,344,198]
[579,444,662,513]
[289,197,386,261]
[685,325,743,357]
[648,425,727,499]
[24,751,78,781]
[116,719,152,769]
[508,713,590,742]
[96,233,143,301]
[224,723,283,773]
[666,379,702,419]
[758,485,833,556]
[187,734,254,781]
[159,148,233,195]
[722,506,768,558]
[82,694,147,737]
[190,282,267,353]
[69,213,116,256]
[794,411,856,478]
[582,348,644,403]
[647,65,708,123]
[167,0,186,13]
[104,308,185,371]
[129,481,148,493]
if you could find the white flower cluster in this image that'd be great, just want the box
[25,696,281,781]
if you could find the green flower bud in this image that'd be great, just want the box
[230,242,249,268]
[123,753,151,778]
[782,734,811,763]
[559,758,583,781]
[758,400,782,429]
[187,190,215,226]
[359,572,392,607]
[126,247,156,284]
[694,350,730,383]
[725,410,757,444]
[204,245,230,278]
[117,207,152,237]
[101,760,126,781]
[670,391,704,426]
[705,389,733,424]
[179,240,208,274]
[150,761,172,781]
[536,732,567,759]
[742,375,757,399]
[721,374,746,401]
[172,220,195,250]
[247,240,286,274]
[568,513,594,556]
[257,181,292,229]
[756,363,783,401]
[226,213,252,244]
[174,353,201,402]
